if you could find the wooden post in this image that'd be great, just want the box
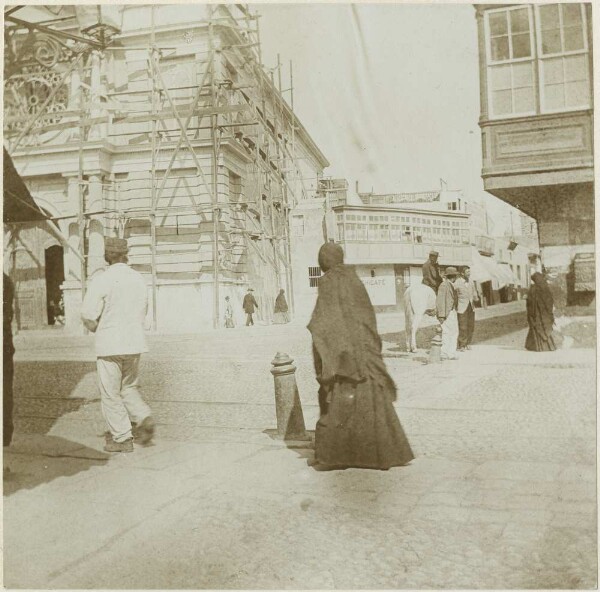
[209,8,220,329]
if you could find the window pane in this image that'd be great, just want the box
[542,29,562,54]
[512,33,531,58]
[562,3,582,26]
[544,57,564,84]
[565,80,590,107]
[492,89,512,115]
[490,64,511,90]
[510,8,530,33]
[489,11,508,36]
[512,62,533,87]
[514,87,534,113]
[564,55,588,82]
[539,4,560,30]
[491,37,510,61]
[544,83,565,110]
[564,26,584,51]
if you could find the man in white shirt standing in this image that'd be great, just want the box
[81,237,154,453]
[455,265,480,352]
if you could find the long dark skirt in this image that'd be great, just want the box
[525,321,556,352]
[315,377,414,470]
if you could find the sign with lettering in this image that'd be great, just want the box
[360,275,396,306]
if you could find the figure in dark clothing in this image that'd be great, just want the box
[525,272,557,352]
[273,289,290,324]
[422,250,442,293]
[4,273,15,448]
[243,288,258,326]
[308,242,414,471]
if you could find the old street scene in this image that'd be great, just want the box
[2,3,596,590]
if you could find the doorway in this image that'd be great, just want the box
[44,245,64,325]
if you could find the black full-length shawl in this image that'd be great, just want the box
[308,243,414,470]
[525,272,557,352]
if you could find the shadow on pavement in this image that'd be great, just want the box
[13,361,98,436]
[381,311,529,352]
[3,435,109,497]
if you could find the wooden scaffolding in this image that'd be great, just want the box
[4,4,311,330]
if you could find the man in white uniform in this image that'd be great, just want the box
[436,266,459,361]
[81,237,154,452]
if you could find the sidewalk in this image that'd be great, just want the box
[3,315,596,589]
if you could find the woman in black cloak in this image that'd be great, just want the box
[307,242,414,470]
[525,272,557,352]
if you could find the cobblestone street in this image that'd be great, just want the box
[3,301,597,589]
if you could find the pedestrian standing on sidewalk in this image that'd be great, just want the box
[273,289,290,324]
[242,287,258,326]
[308,242,414,471]
[224,296,235,328]
[455,266,479,351]
[436,266,459,360]
[81,237,155,453]
[525,272,557,352]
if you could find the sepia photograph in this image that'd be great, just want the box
[2,1,597,589]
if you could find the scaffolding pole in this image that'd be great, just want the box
[77,55,88,308]
[149,6,158,332]
[209,7,220,329]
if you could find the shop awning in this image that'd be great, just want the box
[470,248,492,284]
[478,255,515,290]
[498,263,518,286]
[3,147,48,223]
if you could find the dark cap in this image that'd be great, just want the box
[104,237,128,256]
[429,250,439,256]
[444,266,458,277]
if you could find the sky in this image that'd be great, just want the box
[252,3,520,233]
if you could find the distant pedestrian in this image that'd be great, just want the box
[4,273,15,453]
[455,266,479,351]
[81,237,155,453]
[422,250,442,293]
[224,296,235,328]
[525,272,556,352]
[436,266,459,360]
[308,242,414,471]
[273,289,290,324]
[243,288,258,326]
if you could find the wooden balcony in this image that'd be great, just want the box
[481,110,593,188]
[338,240,471,267]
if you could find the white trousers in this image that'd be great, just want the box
[97,354,151,442]
[441,310,459,359]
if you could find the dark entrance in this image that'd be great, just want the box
[44,245,64,325]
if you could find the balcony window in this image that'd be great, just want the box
[390,224,402,241]
[486,6,535,118]
[536,4,590,112]
[485,4,590,119]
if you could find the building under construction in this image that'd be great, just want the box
[3,4,329,332]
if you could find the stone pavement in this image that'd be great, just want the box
[3,302,597,589]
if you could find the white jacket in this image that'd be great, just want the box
[81,263,149,357]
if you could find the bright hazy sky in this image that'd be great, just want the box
[253,2,520,232]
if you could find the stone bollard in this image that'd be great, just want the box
[270,352,308,441]
[428,325,443,364]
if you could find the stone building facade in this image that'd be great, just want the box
[4,4,328,332]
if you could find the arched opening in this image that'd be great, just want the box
[44,244,65,325]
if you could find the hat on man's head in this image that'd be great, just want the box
[247,287,254,291]
[429,250,439,256]
[104,237,128,256]
[444,266,458,277]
